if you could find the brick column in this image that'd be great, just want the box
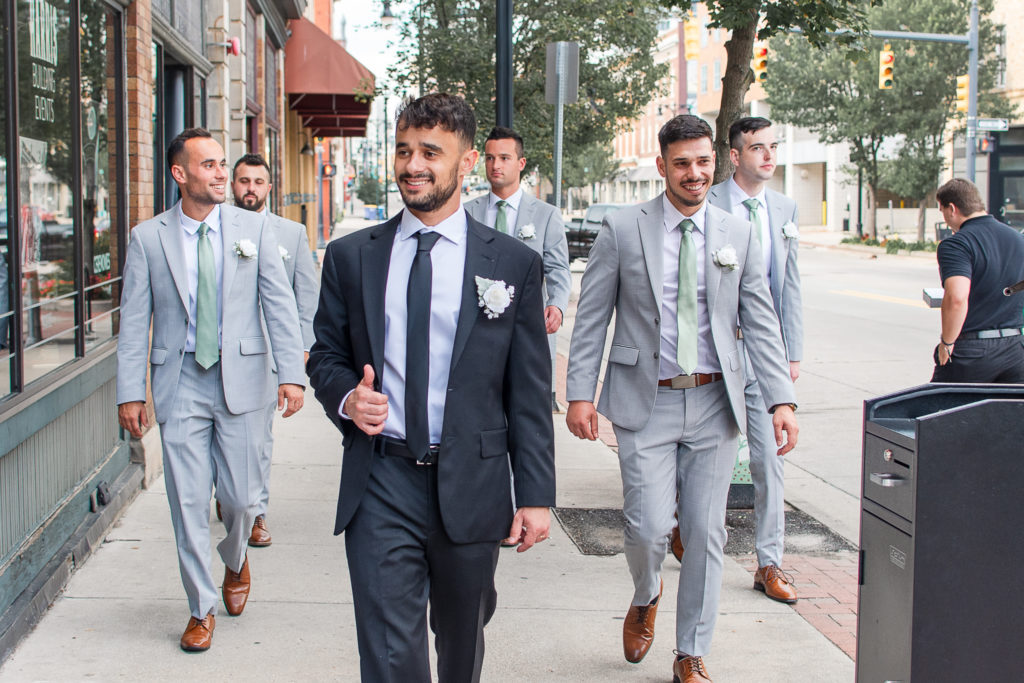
[124,0,154,228]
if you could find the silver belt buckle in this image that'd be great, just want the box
[670,374,698,389]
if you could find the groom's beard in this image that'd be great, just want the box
[399,165,460,213]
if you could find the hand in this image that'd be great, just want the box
[504,506,551,552]
[345,365,389,435]
[566,400,599,441]
[278,384,305,417]
[937,342,952,366]
[304,351,310,365]
[789,361,800,383]
[544,306,563,334]
[117,401,149,439]
[771,405,799,456]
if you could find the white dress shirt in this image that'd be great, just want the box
[179,203,224,352]
[483,186,524,232]
[659,195,721,377]
[343,209,467,444]
[726,177,771,279]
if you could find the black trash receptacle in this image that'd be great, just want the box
[857,384,1024,683]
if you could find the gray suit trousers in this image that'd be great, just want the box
[257,397,277,516]
[742,348,786,567]
[159,354,263,618]
[614,382,738,657]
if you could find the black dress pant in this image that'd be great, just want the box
[345,452,500,683]
[931,335,1024,383]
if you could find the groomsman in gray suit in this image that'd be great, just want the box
[117,129,306,652]
[566,115,798,683]
[231,153,319,548]
[705,116,803,604]
[464,127,571,409]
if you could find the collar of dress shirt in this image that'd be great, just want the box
[488,186,523,213]
[399,206,468,246]
[179,202,222,236]
[662,193,707,235]
[726,176,767,215]
[258,205,269,216]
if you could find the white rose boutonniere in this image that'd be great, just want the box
[475,276,515,319]
[517,223,536,240]
[781,221,800,240]
[712,245,739,271]
[278,245,291,261]
[233,239,258,260]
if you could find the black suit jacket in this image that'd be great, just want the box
[308,211,556,544]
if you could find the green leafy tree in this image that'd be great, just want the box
[765,0,1013,238]
[357,173,383,206]
[659,0,879,183]
[388,0,668,183]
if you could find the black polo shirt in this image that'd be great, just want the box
[936,214,1024,333]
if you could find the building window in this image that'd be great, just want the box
[246,5,258,109]
[994,26,1006,89]
[1,2,10,397]
[700,64,708,94]
[713,60,721,91]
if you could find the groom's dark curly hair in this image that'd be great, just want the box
[395,93,477,151]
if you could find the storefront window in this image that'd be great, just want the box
[18,0,76,384]
[1,3,11,399]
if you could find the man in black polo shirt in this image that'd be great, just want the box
[932,178,1024,383]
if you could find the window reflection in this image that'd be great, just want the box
[1,1,10,398]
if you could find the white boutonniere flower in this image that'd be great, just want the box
[278,245,291,261]
[475,276,516,319]
[233,239,258,259]
[517,223,537,240]
[712,245,739,271]
[781,221,800,240]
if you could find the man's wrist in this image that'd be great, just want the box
[770,403,797,414]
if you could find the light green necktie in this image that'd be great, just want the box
[676,218,698,375]
[743,198,763,247]
[494,200,509,234]
[195,222,219,369]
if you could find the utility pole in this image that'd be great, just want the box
[496,0,513,127]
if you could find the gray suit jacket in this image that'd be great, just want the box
[566,196,795,432]
[464,191,571,314]
[116,203,306,422]
[267,212,318,349]
[708,183,803,361]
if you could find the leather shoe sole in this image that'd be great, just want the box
[222,557,251,616]
[180,614,215,652]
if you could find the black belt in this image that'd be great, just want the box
[379,437,439,466]
[958,326,1024,340]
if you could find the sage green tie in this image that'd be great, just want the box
[494,200,509,234]
[676,218,698,375]
[743,198,763,247]
[195,222,219,369]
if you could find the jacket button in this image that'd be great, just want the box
[653,351,659,359]
[654,317,660,325]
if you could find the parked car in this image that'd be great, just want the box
[565,203,627,261]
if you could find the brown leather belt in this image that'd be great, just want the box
[378,437,439,466]
[658,373,723,389]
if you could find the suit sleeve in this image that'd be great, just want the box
[737,223,796,411]
[505,252,556,507]
[780,203,803,362]
[257,219,306,387]
[307,241,361,435]
[540,206,571,313]
[290,227,320,350]
[565,218,620,403]
[115,230,153,405]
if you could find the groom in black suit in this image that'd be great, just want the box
[307,93,556,682]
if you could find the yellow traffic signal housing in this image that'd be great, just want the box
[878,47,894,89]
[956,74,969,113]
[684,17,700,61]
[752,44,768,84]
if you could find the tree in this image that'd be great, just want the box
[659,0,879,184]
[357,173,383,206]
[387,0,668,183]
[764,0,1014,238]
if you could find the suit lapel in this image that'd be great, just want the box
[362,216,401,379]
[220,205,242,306]
[767,196,787,297]
[638,198,665,310]
[450,216,498,371]
[467,197,488,225]
[514,193,534,235]
[704,205,728,317]
[156,206,190,313]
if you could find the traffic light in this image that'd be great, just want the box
[956,74,969,113]
[683,16,700,62]
[977,134,997,154]
[321,163,336,177]
[878,46,894,90]
[751,43,768,84]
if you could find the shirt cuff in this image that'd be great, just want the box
[338,389,355,420]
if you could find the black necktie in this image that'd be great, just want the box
[405,230,443,458]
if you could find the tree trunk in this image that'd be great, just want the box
[917,198,927,243]
[715,16,758,184]
[866,183,877,240]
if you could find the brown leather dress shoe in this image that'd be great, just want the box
[248,515,272,547]
[180,614,215,652]
[623,579,662,663]
[753,564,798,604]
[223,557,251,616]
[670,525,684,563]
[672,654,712,683]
